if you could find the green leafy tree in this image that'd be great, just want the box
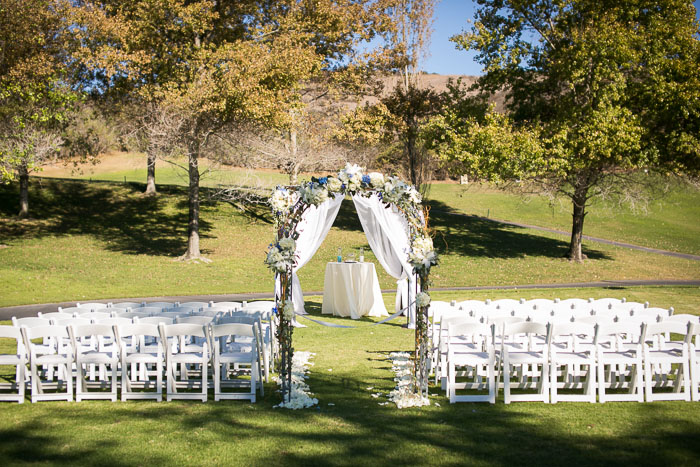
[70,0,396,260]
[0,0,77,217]
[437,0,700,261]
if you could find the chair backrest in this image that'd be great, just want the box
[640,307,672,319]
[70,323,116,339]
[135,316,175,325]
[76,302,109,311]
[609,302,646,317]
[595,322,643,346]
[447,322,494,344]
[144,302,176,309]
[179,302,209,309]
[664,313,700,325]
[38,312,74,321]
[167,306,196,315]
[590,298,623,310]
[503,321,549,337]
[12,316,50,328]
[21,324,70,343]
[57,306,83,314]
[192,310,221,318]
[552,321,595,338]
[217,315,258,325]
[160,323,207,339]
[522,299,555,311]
[210,301,242,310]
[54,317,92,327]
[138,306,165,316]
[557,298,592,309]
[577,314,615,326]
[0,325,23,341]
[111,302,144,309]
[208,306,235,315]
[230,310,265,320]
[77,311,112,321]
[116,323,161,341]
[456,300,488,314]
[94,317,133,326]
[211,323,256,339]
[642,321,690,339]
[486,315,524,327]
[491,298,523,310]
[115,310,152,319]
[176,316,214,325]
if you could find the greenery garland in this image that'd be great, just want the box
[266,163,438,404]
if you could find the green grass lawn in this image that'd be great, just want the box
[1,163,700,465]
[0,288,699,466]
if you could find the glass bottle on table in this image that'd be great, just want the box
[337,247,342,263]
[359,247,364,263]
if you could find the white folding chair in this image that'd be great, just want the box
[69,324,119,402]
[159,323,208,402]
[209,301,242,310]
[595,322,644,402]
[218,315,270,382]
[447,322,496,404]
[210,323,262,402]
[116,323,163,401]
[77,311,112,321]
[689,323,700,401]
[21,325,74,402]
[436,315,480,389]
[57,306,84,315]
[522,299,555,313]
[0,326,26,403]
[501,321,551,404]
[642,321,691,402]
[549,322,596,403]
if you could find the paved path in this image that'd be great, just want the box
[432,210,700,262]
[2,279,698,320]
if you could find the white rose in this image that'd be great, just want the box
[369,172,385,188]
[278,237,296,252]
[327,177,342,192]
[406,186,422,204]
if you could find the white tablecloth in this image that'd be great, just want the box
[321,262,388,319]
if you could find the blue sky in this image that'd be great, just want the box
[425,0,700,76]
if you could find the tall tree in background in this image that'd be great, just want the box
[0,0,77,217]
[70,0,398,261]
[435,0,700,262]
[339,0,438,195]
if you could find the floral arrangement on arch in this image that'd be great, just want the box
[265,163,438,405]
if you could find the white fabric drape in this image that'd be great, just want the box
[352,193,417,327]
[276,194,344,314]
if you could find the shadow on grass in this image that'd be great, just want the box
[426,198,611,260]
[0,177,214,256]
[1,388,696,466]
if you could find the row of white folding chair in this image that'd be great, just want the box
[446,320,699,404]
[14,322,261,403]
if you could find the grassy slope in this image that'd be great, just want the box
[428,182,700,255]
[0,179,698,306]
[0,288,699,466]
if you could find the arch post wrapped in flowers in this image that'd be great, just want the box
[265,164,438,405]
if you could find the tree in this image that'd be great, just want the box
[0,0,77,217]
[70,0,399,261]
[337,0,439,195]
[439,0,700,262]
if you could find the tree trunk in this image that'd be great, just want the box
[18,164,29,219]
[145,146,157,196]
[566,186,588,262]
[180,140,208,261]
[289,127,298,185]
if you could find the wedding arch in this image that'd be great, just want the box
[265,163,438,403]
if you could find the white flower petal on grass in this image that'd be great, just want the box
[275,351,318,410]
